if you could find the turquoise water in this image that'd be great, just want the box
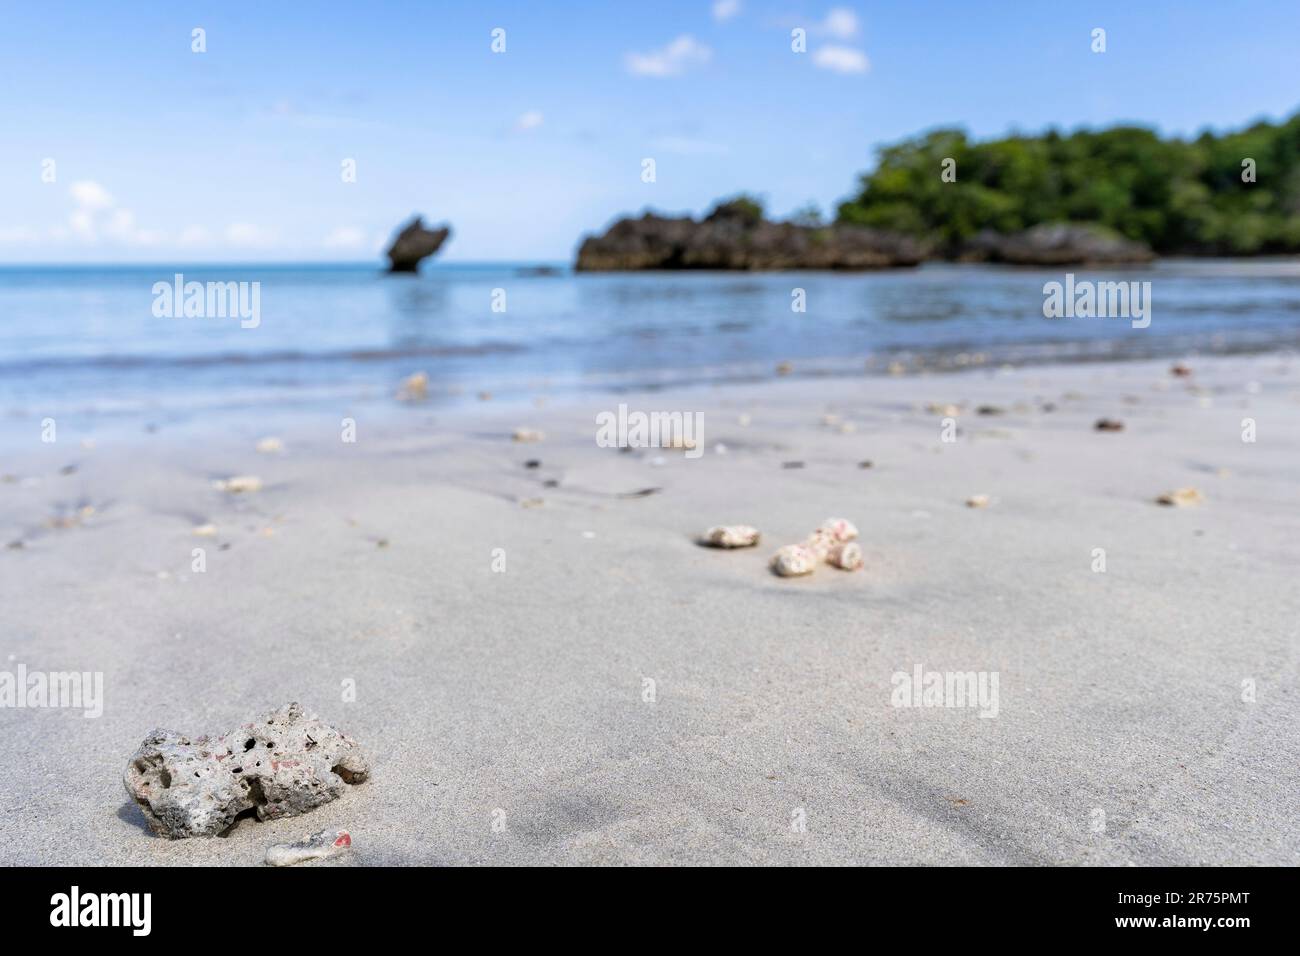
[1,259,1298,427]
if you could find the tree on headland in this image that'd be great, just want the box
[835,111,1300,256]
[705,194,766,225]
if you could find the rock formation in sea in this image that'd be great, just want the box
[956,223,1155,266]
[575,199,926,271]
[386,216,452,272]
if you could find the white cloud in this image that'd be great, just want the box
[625,35,712,77]
[514,110,544,132]
[69,180,114,210]
[70,209,96,239]
[812,45,869,74]
[224,222,273,246]
[818,7,859,38]
[63,180,165,244]
[178,225,211,246]
[24,189,281,252]
[0,226,39,243]
[323,226,366,249]
[713,0,741,22]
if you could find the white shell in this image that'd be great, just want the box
[214,475,262,494]
[770,518,862,578]
[817,518,859,542]
[803,529,836,561]
[265,829,353,867]
[771,544,817,577]
[827,541,863,571]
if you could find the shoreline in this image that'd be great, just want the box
[5,333,1298,456]
[6,258,1300,450]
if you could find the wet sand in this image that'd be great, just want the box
[1,354,1297,865]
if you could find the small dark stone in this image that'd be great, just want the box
[618,487,661,498]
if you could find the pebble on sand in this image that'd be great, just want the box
[192,523,217,537]
[926,402,962,417]
[1156,487,1204,507]
[1094,418,1125,432]
[700,525,761,549]
[1170,363,1193,378]
[214,476,263,494]
[512,427,544,443]
[265,828,353,867]
[396,371,429,401]
[966,494,991,508]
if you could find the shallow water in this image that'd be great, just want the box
[1,259,1298,429]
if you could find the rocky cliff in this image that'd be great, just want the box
[957,223,1156,266]
[575,200,926,271]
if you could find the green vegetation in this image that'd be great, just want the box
[706,194,766,225]
[836,113,1300,255]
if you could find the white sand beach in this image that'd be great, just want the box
[1,355,1297,865]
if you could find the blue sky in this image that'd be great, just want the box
[1,0,1298,263]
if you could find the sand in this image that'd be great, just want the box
[1,354,1297,865]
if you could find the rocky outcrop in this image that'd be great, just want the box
[124,702,369,839]
[575,201,926,271]
[386,216,451,272]
[958,223,1155,265]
